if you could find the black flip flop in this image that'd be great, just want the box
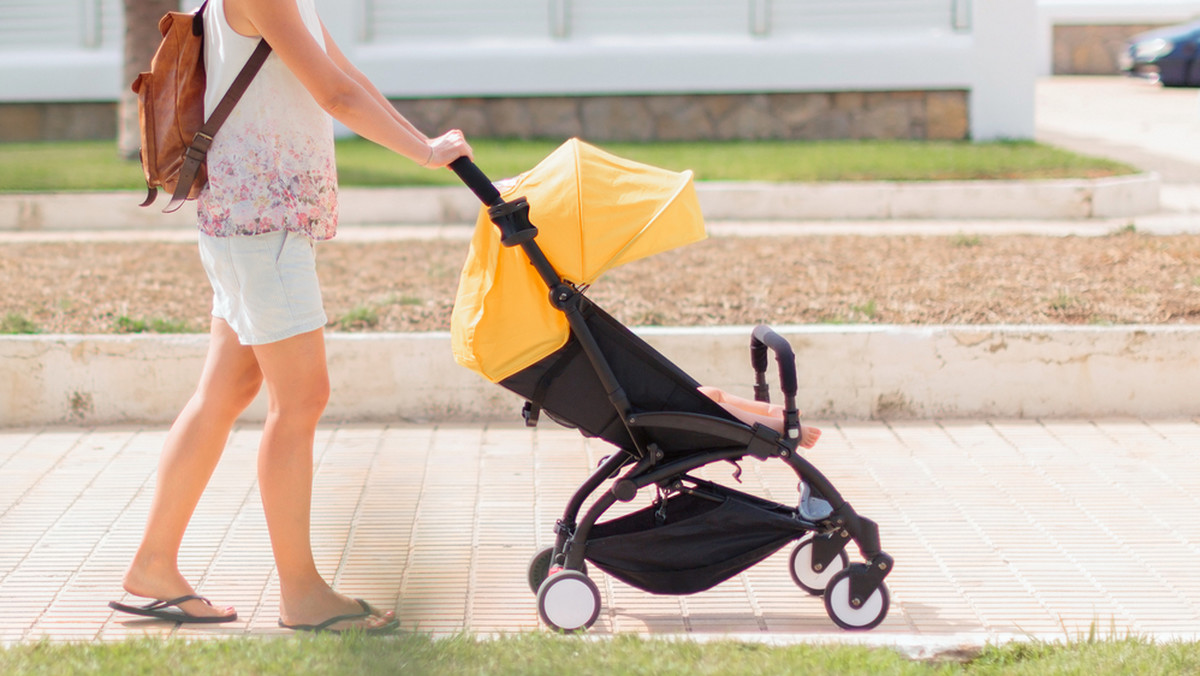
[108,594,238,624]
[278,598,399,635]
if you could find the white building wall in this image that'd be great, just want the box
[0,0,124,102]
[0,0,1038,140]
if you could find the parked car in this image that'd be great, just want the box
[1122,20,1200,86]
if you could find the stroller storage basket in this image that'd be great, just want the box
[584,484,808,595]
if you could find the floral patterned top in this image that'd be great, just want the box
[197,0,337,241]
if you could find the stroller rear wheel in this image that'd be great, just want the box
[823,566,890,630]
[528,547,589,594]
[537,570,601,632]
[789,537,849,596]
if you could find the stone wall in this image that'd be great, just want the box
[0,89,969,143]
[0,102,116,143]
[392,90,970,142]
[1052,24,1164,74]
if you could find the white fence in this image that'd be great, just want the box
[0,0,1036,140]
[362,0,969,41]
[0,0,123,49]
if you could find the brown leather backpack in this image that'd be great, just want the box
[132,1,270,213]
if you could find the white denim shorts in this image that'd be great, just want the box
[198,230,327,346]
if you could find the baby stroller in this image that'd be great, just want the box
[448,140,893,632]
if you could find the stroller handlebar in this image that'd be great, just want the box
[750,325,799,397]
[450,157,503,207]
[750,325,802,440]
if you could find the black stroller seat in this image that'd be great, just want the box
[449,155,894,632]
[502,299,739,455]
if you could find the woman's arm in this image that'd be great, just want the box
[320,25,430,145]
[226,0,470,167]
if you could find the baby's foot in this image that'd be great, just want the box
[800,424,822,449]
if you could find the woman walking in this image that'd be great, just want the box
[109,0,472,633]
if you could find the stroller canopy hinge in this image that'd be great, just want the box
[487,197,539,248]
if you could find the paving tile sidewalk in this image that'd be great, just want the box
[2,419,1199,647]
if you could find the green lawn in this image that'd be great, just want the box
[1,634,1198,676]
[0,138,1134,193]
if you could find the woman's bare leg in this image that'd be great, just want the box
[121,318,263,619]
[251,327,392,630]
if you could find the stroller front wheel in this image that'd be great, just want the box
[537,570,601,632]
[823,566,890,630]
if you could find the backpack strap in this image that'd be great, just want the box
[193,0,209,35]
[164,37,272,213]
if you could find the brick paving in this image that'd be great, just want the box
[2,419,1198,645]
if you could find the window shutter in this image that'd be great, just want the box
[567,0,750,37]
[0,0,123,50]
[365,0,551,42]
[769,0,957,34]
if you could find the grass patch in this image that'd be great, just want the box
[851,299,879,320]
[0,138,1134,193]
[1049,292,1081,312]
[1,312,40,334]
[112,315,195,334]
[335,304,381,331]
[1,634,1198,675]
[952,233,984,248]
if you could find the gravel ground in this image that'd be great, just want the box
[3,231,1200,335]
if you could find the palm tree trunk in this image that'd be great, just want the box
[118,0,181,159]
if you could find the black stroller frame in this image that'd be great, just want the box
[451,158,894,631]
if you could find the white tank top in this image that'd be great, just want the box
[197,0,338,240]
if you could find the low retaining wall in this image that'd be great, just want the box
[390,91,970,143]
[0,90,970,143]
[0,173,1161,231]
[3,325,1197,427]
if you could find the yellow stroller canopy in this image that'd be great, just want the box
[451,138,707,382]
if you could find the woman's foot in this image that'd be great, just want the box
[279,589,396,633]
[119,557,236,621]
[109,595,238,623]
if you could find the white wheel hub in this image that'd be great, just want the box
[790,539,847,595]
[538,572,600,631]
[825,573,887,629]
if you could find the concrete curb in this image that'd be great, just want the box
[0,173,1161,230]
[3,324,1197,427]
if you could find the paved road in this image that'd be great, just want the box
[1038,75,1200,230]
[3,421,1199,649]
[1037,76,1200,183]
